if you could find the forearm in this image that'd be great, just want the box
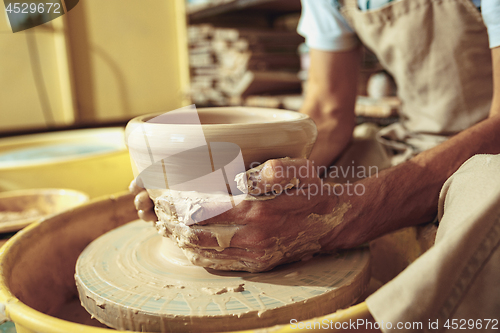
[301,91,357,170]
[331,113,500,249]
[300,47,361,169]
[326,47,500,249]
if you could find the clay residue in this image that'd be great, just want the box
[234,161,301,196]
[202,284,245,295]
[234,171,249,194]
[202,225,240,249]
[154,193,352,272]
[235,163,265,194]
[154,190,233,226]
[240,202,351,272]
[307,202,351,230]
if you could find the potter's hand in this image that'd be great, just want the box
[168,188,346,273]
[129,158,317,222]
[129,179,157,222]
[157,158,351,272]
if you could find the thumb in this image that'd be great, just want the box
[240,158,321,195]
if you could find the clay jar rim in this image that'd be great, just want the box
[125,107,318,172]
[127,107,314,130]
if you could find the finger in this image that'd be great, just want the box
[138,209,157,222]
[262,157,321,188]
[129,178,143,195]
[134,190,154,211]
[189,198,254,226]
[192,189,322,227]
[245,158,321,195]
[173,228,274,263]
[187,223,278,251]
[156,192,239,226]
[190,201,236,225]
[190,191,288,225]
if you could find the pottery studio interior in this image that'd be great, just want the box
[0,0,499,332]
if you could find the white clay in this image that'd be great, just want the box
[153,187,351,273]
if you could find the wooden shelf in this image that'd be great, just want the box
[188,0,301,21]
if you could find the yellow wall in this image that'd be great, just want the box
[0,14,75,131]
[65,0,190,123]
[0,0,190,132]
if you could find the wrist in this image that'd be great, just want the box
[319,180,372,250]
[309,117,355,169]
[300,97,356,126]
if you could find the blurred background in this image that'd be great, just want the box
[0,0,189,135]
[0,0,400,136]
[0,0,399,199]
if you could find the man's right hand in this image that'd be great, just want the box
[129,179,157,222]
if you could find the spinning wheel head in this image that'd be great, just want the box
[75,221,370,332]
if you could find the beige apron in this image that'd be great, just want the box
[341,0,493,165]
[366,154,500,333]
[335,1,499,331]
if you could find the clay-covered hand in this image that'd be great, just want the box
[155,158,351,273]
[129,179,157,222]
[237,157,323,195]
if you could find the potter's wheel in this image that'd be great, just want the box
[75,221,370,332]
